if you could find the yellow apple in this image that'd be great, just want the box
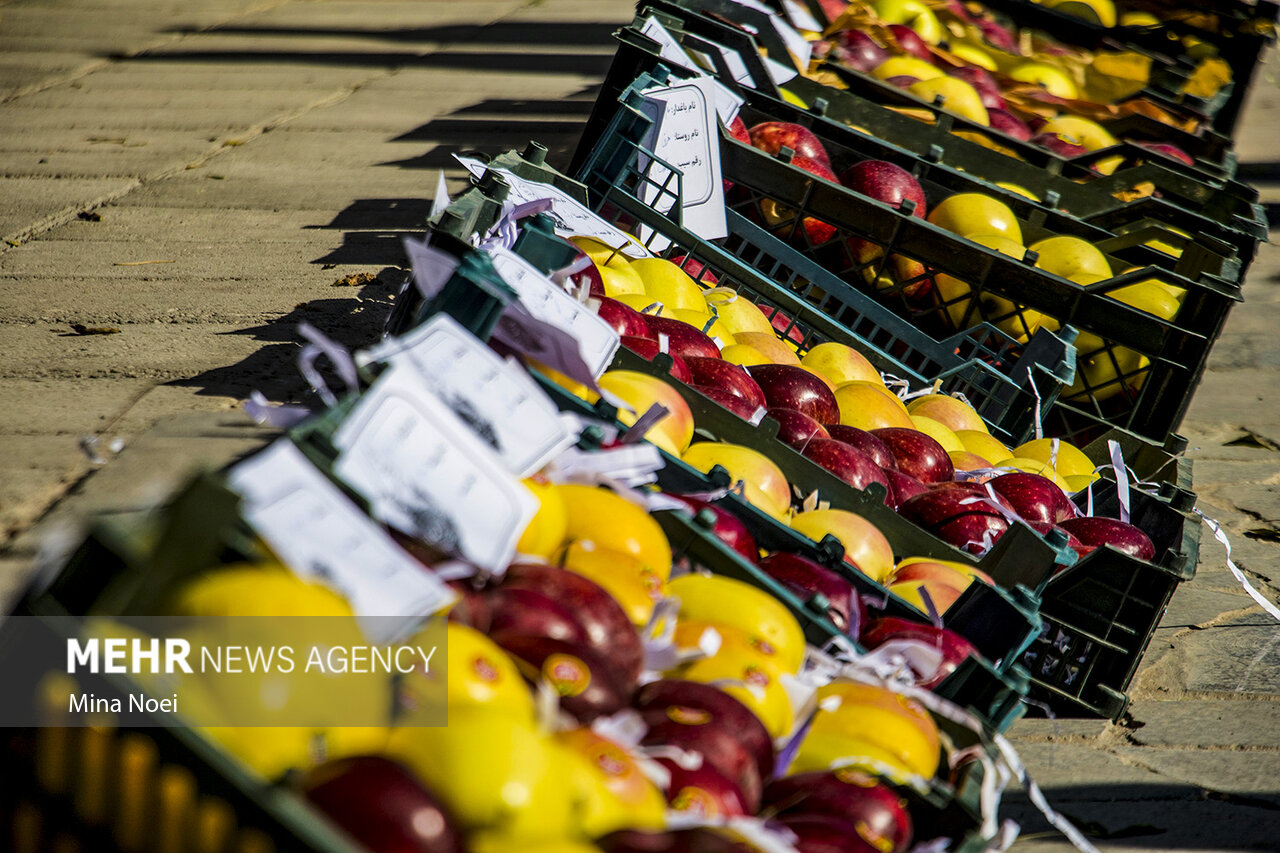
[997,181,1039,201]
[1000,457,1072,490]
[909,77,989,126]
[1009,62,1079,100]
[559,543,662,627]
[801,682,941,778]
[949,450,993,471]
[957,429,1012,465]
[703,291,776,336]
[802,341,883,385]
[733,331,803,366]
[1044,0,1117,27]
[555,728,666,835]
[630,258,707,311]
[834,382,915,431]
[932,232,1025,330]
[679,648,794,739]
[598,370,694,455]
[873,0,944,43]
[720,343,772,367]
[906,393,988,434]
[1030,235,1113,280]
[789,509,895,582]
[573,236,646,297]
[872,56,945,82]
[926,193,1022,244]
[682,442,793,520]
[556,483,673,582]
[909,415,964,453]
[668,574,807,673]
[950,44,997,71]
[1013,437,1096,479]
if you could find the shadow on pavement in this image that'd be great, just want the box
[157,21,622,46]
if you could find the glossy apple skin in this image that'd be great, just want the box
[501,563,644,686]
[599,296,654,339]
[300,756,465,853]
[1137,141,1195,166]
[802,438,892,495]
[749,121,832,168]
[830,29,891,72]
[949,65,1005,111]
[444,578,490,632]
[747,364,840,423]
[860,616,977,689]
[663,494,760,563]
[565,245,607,298]
[654,756,749,819]
[646,315,722,360]
[988,471,1075,525]
[1058,516,1156,561]
[633,679,774,795]
[775,813,883,853]
[826,424,898,470]
[884,74,922,88]
[762,769,913,853]
[898,481,1009,554]
[888,24,934,63]
[767,407,830,449]
[758,551,864,635]
[485,586,591,647]
[871,427,955,483]
[622,336,693,383]
[597,828,754,853]
[986,108,1034,141]
[1026,520,1090,559]
[686,357,767,409]
[694,384,763,420]
[841,160,928,218]
[884,469,928,509]
[1031,132,1089,158]
[495,634,631,722]
[641,719,762,813]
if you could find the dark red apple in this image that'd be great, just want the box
[759,153,841,246]
[949,66,1005,111]
[988,471,1074,525]
[485,586,590,647]
[1026,520,1091,559]
[943,0,973,22]
[884,74,922,89]
[826,424,898,470]
[646,315,722,360]
[597,828,753,853]
[444,578,490,632]
[665,493,759,562]
[655,756,749,819]
[802,438,892,494]
[987,108,1034,141]
[641,719,762,813]
[686,357,767,409]
[888,24,935,63]
[884,468,928,509]
[829,29,890,73]
[694,384,763,420]
[598,296,653,339]
[748,121,832,168]
[1058,516,1156,561]
[767,407,830,449]
[1031,132,1088,158]
[1137,141,1195,166]
[727,115,751,146]
[840,160,927,219]
[775,813,883,853]
[622,336,693,383]
[497,634,631,722]
[977,17,1018,52]
[633,679,774,795]
[762,769,913,853]
[758,552,864,634]
[669,254,721,286]
[300,756,464,853]
[747,364,840,423]
[501,563,644,686]
[759,304,807,346]
[860,616,978,688]
[897,482,1010,554]
[871,427,955,483]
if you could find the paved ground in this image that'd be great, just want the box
[1,0,1279,849]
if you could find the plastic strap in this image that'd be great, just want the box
[429,170,450,220]
[1106,440,1132,523]
[1195,509,1280,622]
[297,322,359,408]
[990,731,1102,853]
[619,403,670,445]
[243,390,311,429]
[1027,369,1044,441]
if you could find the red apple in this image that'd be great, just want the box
[655,756,749,819]
[762,769,913,853]
[884,468,928,509]
[802,438,892,495]
[747,364,840,423]
[898,481,1010,554]
[1031,132,1088,158]
[1026,520,1091,559]
[622,336,693,383]
[300,756,464,853]
[988,471,1074,525]
[501,563,645,686]
[663,494,760,562]
[646,315,722,360]
[633,679,774,796]
[871,427,955,483]
[860,616,978,688]
[949,66,1005,111]
[496,634,631,722]
[977,17,1018,52]
[758,551,865,635]
[830,30,891,73]
[727,115,751,146]
[686,357,767,409]
[598,828,754,853]
[599,296,653,339]
[827,424,898,470]
[888,24,934,63]
[1057,516,1155,561]
[748,121,832,168]
[884,74,922,88]
[694,384,764,420]
[1137,141,1195,167]
[485,586,591,647]
[669,254,721,286]
[840,160,928,218]
[775,813,884,853]
[444,578,490,632]
[987,108,1034,141]
[760,304,808,346]
[767,407,830,449]
[759,153,841,246]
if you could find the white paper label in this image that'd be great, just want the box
[688,43,757,90]
[402,235,460,300]
[227,441,456,643]
[724,0,813,67]
[638,17,745,121]
[763,54,799,85]
[782,0,824,32]
[454,157,652,260]
[356,314,576,476]
[331,367,538,573]
[638,77,728,246]
[487,246,620,379]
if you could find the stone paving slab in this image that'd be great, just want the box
[1124,699,1280,749]
[1,176,140,243]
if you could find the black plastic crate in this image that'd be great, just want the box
[574,72,1244,447]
